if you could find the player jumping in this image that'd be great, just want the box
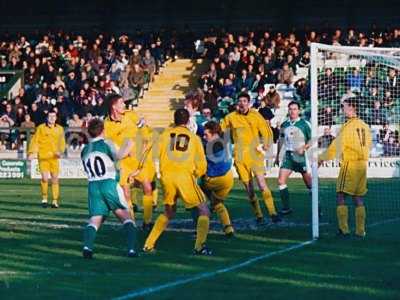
[220,92,281,224]
[104,94,158,230]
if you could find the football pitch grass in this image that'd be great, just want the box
[0,178,399,300]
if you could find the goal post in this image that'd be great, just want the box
[310,43,400,239]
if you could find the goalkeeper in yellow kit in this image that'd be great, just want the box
[144,108,212,255]
[28,110,66,208]
[104,94,158,228]
[319,98,372,237]
[220,92,281,224]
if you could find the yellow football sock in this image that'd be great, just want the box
[355,206,366,236]
[249,197,263,219]
[214,203,233,233]
[337,205,349,234]
[143,194,153,224]
[40,180,48,201]
[195,215,210,251]
[262,189,277,216]
[52,183,60,203]
[152,188,158,207]
[144,214,169,249]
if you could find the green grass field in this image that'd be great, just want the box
[0,178,399,300]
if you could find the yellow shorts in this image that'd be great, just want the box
[39,158,60,175]
[336,160,367,196]
[161,173,205,209]
[119,157,138,186]
[234,154,265,183]
[135,160,156,183]
[203,170,234,200]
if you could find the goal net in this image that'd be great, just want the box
[310,43,400,238]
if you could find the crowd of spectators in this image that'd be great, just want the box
[0,27,400,156]
[0,30,184,149]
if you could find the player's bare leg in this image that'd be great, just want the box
[352,196,366,237]
[114,208,140,256]
[144,202,177,252]
[194,202,212,255]
[83,215,103,259]
[255,172,281,223]
[50,173,60,208]
[122,185,135,219]
[277,168,293,214]
[336,192,350,236]
[242,178,264,223]
[40,171,50,207]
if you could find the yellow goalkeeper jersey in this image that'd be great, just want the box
[320,117,372,162]
[28,123,66,159]
[220,109,274,157]
[158,125,206,177]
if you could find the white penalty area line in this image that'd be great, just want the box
[112,240,314,300]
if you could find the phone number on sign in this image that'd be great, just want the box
[0,172,24,178]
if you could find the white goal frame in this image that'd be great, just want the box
[310,43,400,239]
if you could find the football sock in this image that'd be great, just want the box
[279,184,290,210]
[83,224,97,250]
[249,196,263,219]
[355,206,366,236]
[52,183,60,203]
[144,214,168,249]
[40,180,48,201]
[151,181,158,207]
[123,220,138,250]
[195,215,210,251]
[214,203,232,233]
[337,205,349,234]
[262,188,277,216]
[143,195,153,224]
[152,188,158,207]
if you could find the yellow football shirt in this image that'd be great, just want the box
[28,123,66,159]
[320,117,372,162]
[158,125,206,177]
[104,110,139,148]
[220,109,273,158]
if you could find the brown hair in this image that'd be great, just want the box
[204,120,222,136]
[87,118,104,138]
[106,93,123,116]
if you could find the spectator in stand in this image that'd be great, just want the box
[346,68,364,92]
[278,63,294,85]
[385,68,399,98]
[236,68,253,92]
[141,49,156,83]
[262,85,281,109]
[318,126,335,148]
[319,68,338,101]
[383,135,400,156]
[319,106,335,126]
[128,63,145,99]
[370,100,387,125]
[219,78,236,99]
